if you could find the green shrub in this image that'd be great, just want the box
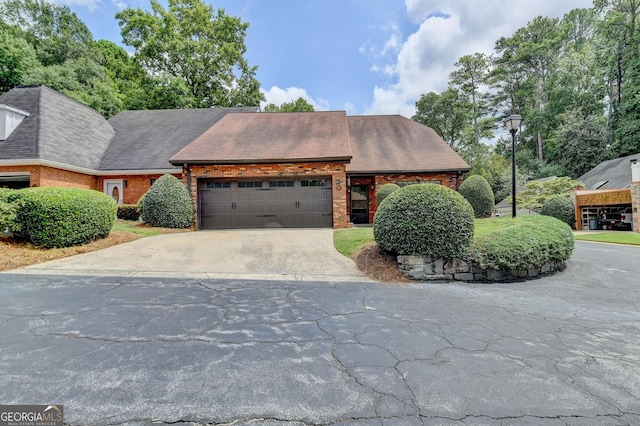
[0,189,20,234]
[458,175,495,218]
[540,195,575,227]
[375,183,400,205]
[117,204,140,221]
[10,187,116,248]
[472,215,574,271]
[140,174,194,228]
[373,183,475,258]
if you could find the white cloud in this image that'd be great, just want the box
[366,0,593,117]
[261,86,330,111]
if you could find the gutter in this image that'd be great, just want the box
[0,159,179,176]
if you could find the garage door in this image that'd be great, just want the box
[199,178,333,229]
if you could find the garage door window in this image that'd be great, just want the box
[206,181,231,189]
[238,181,263,188]
[302,179,328,187]
[269,180,294,188]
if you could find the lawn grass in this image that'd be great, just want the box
[574,231,640,246]
[333,227,374,257]
[334,218,514,256]
[111,220,165,237]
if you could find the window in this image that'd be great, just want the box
[238,181,263,188]
[269,180,294,188]
[150,178,157,186]
[206,181,231,189]
[302,179,327,187]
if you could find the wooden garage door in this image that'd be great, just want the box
[199,178,333,229]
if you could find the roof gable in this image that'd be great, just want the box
[170,111,352,165]
[346,115,470,174]
[103,107,259,170]
[0,85,114,170]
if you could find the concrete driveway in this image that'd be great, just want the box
[1,241,640,424]
[14,228,369,282]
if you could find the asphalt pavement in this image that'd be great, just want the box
[0,241,639,425]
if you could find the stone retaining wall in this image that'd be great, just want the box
[397,255,567,282]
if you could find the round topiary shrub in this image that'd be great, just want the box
[375,183,400,205]
[141,174,194,228]
[540,195,575,227]
[373,183,475,258]
[10,187,116,248]
[458,175,495,218]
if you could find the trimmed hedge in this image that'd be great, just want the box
[458,175,495,218]
[9,187,116,248]
[375,183,400,205]
[373,183,475,258]
[0,189,20,233]
[472,215,574,271]
[140,174,194,228]
[117,204,140,221]
[540,195,575,227]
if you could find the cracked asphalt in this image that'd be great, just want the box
[1,241,640,425]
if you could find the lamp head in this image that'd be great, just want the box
[503,114,522,132]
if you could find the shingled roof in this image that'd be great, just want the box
[578,152,640,189]
[170,111,352,165]
[103,107,258,171]
[347,115,469,174]
[0,85,114,170]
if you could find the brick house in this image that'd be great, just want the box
[1,85,469,229]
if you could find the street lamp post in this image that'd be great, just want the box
[503,114,522,218]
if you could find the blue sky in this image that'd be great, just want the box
[64,0,593,116]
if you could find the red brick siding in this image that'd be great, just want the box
[0,165,97,189]
[183,162,350,229]
[98,174,181,204]
[39,166,97,189]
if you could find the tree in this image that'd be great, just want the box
[0,0,94,66]
[517,176,582,211]
[412,89,466,147]
[449,53,492,145]
[493,16,564,161]
[550,111,611,178]
[263,97,314,112]
[0,28,39,93]
[116,0,264,109]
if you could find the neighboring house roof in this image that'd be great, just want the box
[103,107,258,171]
[170,111,353,165]
[346,115,470,174]
[578,152,640,189]
[0,85,115,171]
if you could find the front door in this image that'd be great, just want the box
[104,179,123,204]
[350,185,369,224]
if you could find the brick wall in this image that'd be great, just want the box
[38,166,97,189]
[98,174,181,204]
[631,183,640,232]
[184,162,350,229]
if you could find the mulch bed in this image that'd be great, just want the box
[352,242,411,283]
